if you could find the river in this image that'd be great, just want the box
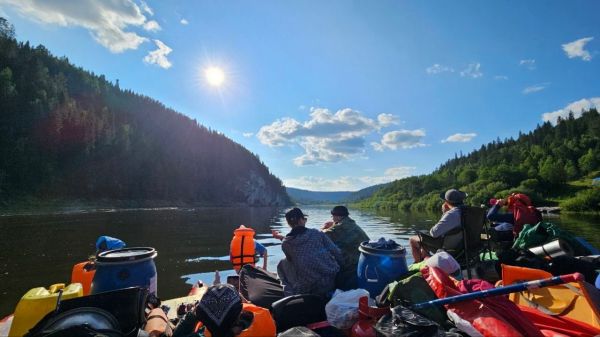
[0,205,598,317]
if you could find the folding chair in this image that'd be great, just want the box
[418,206,491,278]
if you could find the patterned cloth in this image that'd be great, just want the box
[323,216,370,285]
[195,284,242,337]
[277,227,342,296]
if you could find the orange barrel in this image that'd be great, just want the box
[230,225,256,272]
[71,261,96,295]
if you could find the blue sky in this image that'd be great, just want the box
[1,0,599,191]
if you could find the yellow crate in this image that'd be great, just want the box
[9,283,83,337]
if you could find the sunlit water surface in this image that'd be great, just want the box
[0,205,597,316]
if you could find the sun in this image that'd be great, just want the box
[204,66,225,87]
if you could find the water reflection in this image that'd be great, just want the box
[0,205,597,317]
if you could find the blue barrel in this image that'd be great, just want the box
[91,247,158,295]
[357,241,408,298]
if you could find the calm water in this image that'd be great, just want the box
[0,206,598,317]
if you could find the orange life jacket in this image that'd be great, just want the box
[71,261,95,295]
[238,303,276,337]
[230,225,256,272]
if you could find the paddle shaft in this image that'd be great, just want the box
[411,272,583,310]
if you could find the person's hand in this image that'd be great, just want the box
[271,229,284,240]
[441,202,451,213]
[496,199,505,207]
[321,220,334,230]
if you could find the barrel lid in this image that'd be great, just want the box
[359,240,405,256]
[96,247,157,263]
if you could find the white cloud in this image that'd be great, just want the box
[0,0,156,53]
[139,1,153,16]
[522,83,549,94]
[283,166,416,191]
[441,133,477,143]
[494,75,508,80]
[242,132,254,138]
[460,63,483,78]
[143,39,172,69]
[180,18,189,25]
[519,59,536,70]
[257,108,403,165]
[542,97,600,125]
[383,166,416,179]
[371,129,426,151]
[377,113,400,127]
[562,37,594,61]
[426,64,454,75]
[143,20,161,32]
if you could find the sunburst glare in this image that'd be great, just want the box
[204,66,225,87]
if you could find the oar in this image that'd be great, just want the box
[411,272,583,310]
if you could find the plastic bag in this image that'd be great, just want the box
[325,288,370,329]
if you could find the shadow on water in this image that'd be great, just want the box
[0,205,597,317]
[0,207,282,316]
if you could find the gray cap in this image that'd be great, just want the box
[440,189,467,205]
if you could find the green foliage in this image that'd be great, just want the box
[356,108,600,212]
[0,18,290,206]
[562,188,600,212]
[539,157,567,186]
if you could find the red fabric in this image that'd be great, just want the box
[458,279,545,337]
[422,266,534,337]
[518,305,600,337]
[508,193,541,236]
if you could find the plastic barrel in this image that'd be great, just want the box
[91,247,158,295]
[357,241,408,298]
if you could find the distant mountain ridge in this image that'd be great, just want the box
[0,19,290,207]
[287,183,389,204]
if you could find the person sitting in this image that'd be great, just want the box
[230,225,269,272]
[409,189,466,263]
[488,193,542,237]
[273,207,343,297]
[321,205,370,290]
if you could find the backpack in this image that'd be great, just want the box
[377,272,448,327]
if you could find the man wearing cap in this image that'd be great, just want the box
[409,189,467,262]
[274,207,343,296]
[322,205,370,290]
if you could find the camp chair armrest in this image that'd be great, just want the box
[417,232,444,252]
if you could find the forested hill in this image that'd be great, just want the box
[359,108,600,212]
[0,19,290,207]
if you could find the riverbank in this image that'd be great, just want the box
[0,198,286,216]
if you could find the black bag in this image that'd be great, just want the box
[24,307,124,337]
[271,294,328,332]
[239,264,284,310]
[25,287,147,337]
[374,305,461,337]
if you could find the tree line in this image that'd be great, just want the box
[0,18,290,207]
[358,108,600,212]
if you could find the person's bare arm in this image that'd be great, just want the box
[271,229,284,240]
[321,220,334,230]
[261,250,268,270]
